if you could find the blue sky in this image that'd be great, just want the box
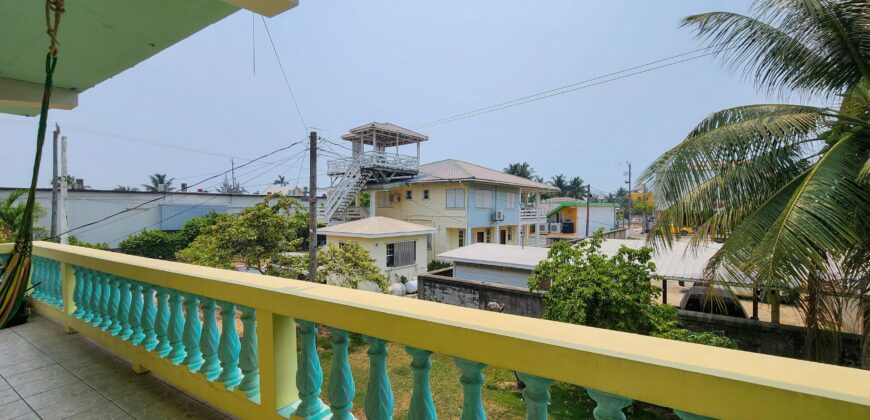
[2,1,791,194]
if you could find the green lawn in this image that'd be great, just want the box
[314,331,676,419]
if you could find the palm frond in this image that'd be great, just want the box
[750,132,867,287]
[683,3,866,97]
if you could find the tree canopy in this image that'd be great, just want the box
[142,173,174,192]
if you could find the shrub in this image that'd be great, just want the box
[427,259,452,272]
[68,236,110,250]
[119,229,181,260]
[654,329,738,349]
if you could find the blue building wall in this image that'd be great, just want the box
[466,183,520,228]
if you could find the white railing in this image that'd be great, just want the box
[327,152,419,176]
[520,208,546,219]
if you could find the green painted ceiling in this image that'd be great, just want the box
[0,0,239,115]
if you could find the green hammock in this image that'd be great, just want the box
[0,0,65,328]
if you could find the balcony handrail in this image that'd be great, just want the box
[327,151,419,175]
[5,241,870,419]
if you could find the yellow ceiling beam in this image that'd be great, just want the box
[222,0,299,17]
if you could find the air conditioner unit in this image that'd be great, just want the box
[491,210,504,222]
[549,222,561,233]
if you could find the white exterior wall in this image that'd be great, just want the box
[453,262,533,289]
[0,189,312,247]
[325,233,429,284]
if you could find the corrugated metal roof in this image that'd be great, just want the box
[414,159,558,192]
[436,239,723,281]
[320,216,435,238]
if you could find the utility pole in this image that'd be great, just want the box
[50,123,60,238]
[308,131,318,283]
[625,161,632,229]
[585,184,591,238]
[231,159,236,189]
[59,136,69,244]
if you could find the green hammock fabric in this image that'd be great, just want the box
[0,53,59,327]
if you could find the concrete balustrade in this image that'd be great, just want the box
[3,243,870,419]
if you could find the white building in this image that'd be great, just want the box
[0,188,316,248]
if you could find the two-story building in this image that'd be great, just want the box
[368,159,557,258]
[323,123,557,260]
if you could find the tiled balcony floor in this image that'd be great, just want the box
[0,313,230,420]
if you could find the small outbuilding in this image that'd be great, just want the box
[319,216,435,285]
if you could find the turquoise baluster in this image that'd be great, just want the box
[295,320,329,419]
[141,285,158,351]
[586,388,632,420]
[103,276,121,332]
[53,260,63,308]
[154,288,172,357]
[129,282,145,344]
[167,291,187,364]
[217,302,242,388]
[91,272,107,327]
[405,347,436,420]
[363,336,393,420]
[81,269,96,322]
[238,306,260,398]
[199,298,221,380]
[327,327,354,419]
[516,373,553,420]
[454,358,486,420]
[71,267,86,318]
[673,410,714,420]
[117,279,133,340]
[182,294,204,371]
[30,257,42,300]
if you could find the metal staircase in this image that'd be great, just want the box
[323,155,373,223]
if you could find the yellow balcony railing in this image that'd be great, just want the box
[2,241,870,419]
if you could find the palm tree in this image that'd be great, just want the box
[567,176,586,199]
[0,190,46,241]
[504,162,535,179]
[549,174,568,197]
[641,0,870,362]
[273,175,289,187]
[142,173,174,192]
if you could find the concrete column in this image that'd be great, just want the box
[534,192,542,244]
[369,191,376,218]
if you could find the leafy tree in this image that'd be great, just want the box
[113,185,139,192]
[216,175,247,194]
[0,190,47,241]
[142,173,174,192]
[118,229,180,260]
[67,236,110,250]
[177,194,306,274]
[530,230,735,348]
[273,175,289,187]
[641,0,870,361]
[504,162,536,179]
[319,242,388,292]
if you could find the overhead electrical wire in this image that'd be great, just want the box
[412,43,729,129]
[261,16,308,136]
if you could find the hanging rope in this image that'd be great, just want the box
[0,0,65,328]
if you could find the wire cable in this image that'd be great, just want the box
[261,16,308,136]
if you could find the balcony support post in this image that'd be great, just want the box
[168,291,187,363]
[118,280,133,340]
[182,294,204,371]
[141,285,158,350]
[217,302,242,388]
[327,327,355,419]
[258,310,299,417]
[200,298,222,380]
[238,306,260,398]
[60,261,76,332]
[129,283,145,345]
[406,346,436,420]
[363,336,393,420]
[454,358,486,420]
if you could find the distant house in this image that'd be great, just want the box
[545,200,617,239]
[319,216,435,284]
[323,123,558,260]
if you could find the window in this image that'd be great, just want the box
[458,230,465,247]
[377,191,390,208]
[446,189,465,208]
[475,189,494,209]
[485,229,492,243]
[423,190,430,200]
[427,234,432,251]
[476,231,484,243]
[406,190,413,200]
[507,229,512,241]
[506,192,518,209]
[386,240,416,268]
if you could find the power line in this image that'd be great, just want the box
[49,137,309,240]
[413,44,729,129]
[261,16,308,136]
